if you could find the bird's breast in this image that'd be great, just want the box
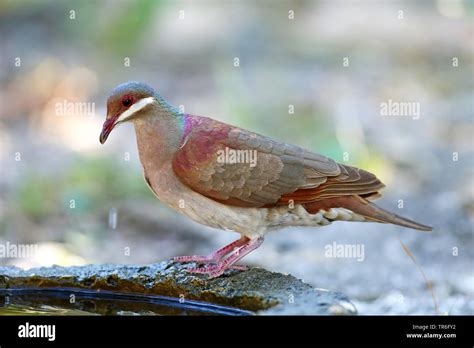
[143,162,269,236]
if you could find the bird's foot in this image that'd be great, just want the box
[173,236,251,265]
[186,263,248,277]
[183,237,264,279]
[173,255,215,263]
[186,263,233,279]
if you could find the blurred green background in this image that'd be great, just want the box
[0,0,473,314]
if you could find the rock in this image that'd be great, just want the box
[0,261,356,315]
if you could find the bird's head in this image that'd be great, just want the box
[100,81,157,144]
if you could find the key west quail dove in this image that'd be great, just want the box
[100,81,432,278]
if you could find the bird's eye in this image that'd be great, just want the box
[122,96,133,107]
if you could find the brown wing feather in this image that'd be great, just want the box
[276,165,385,205]
[172,116,385,208]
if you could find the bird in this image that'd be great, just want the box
[99,81,432,279]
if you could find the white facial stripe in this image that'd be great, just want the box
[116,97,155,123]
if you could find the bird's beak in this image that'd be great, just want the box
[99,115,119,144]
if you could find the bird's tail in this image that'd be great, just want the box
[348,198,432,231]
[304,195,432,231]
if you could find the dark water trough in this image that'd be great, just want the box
[0,287,251,315]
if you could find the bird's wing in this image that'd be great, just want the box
[172,116,385,208]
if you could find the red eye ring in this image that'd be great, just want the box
[122,95,133,107]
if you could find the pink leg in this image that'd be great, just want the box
[187,237,264,279]
[173,236,250,263]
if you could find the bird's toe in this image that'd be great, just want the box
[186,264,218,274]
[173,255,213,263]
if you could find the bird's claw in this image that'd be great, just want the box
[186,264,223,279]
[187,264,218,273]
[173,236,261,279]
[173,255,214,263]
[185,263,249,279]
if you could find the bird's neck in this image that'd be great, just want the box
[132,103,187,170]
